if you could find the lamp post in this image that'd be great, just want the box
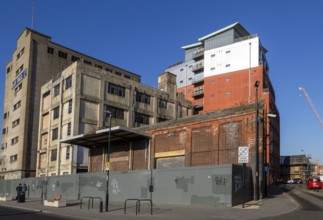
[105,110,112,212]
[263,113,277,197]
[254,80,260,201]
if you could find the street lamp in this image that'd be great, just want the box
[263,113,277,197]
[254,80,260,201]
[104,109,112,212]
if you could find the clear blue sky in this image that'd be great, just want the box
[1,0,323,163]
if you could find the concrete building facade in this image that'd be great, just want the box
[0,28,191,179]
[165,23,280,186]
[37,62,191,176]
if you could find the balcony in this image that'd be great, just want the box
[192,73,204,85]
[192,89,204,97]
[192,47,204,60]
[192,62,204,73]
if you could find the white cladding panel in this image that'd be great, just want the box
[204,38,260,77]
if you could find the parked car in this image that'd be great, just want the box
[287,179,294,184]
[293,178,303,184]
[307,177,322,191]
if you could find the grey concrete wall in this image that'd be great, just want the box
[0,165,252,207]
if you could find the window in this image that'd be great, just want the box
[6,66,11,74]
[180,80,183,83]
[52,128,58,140]
[115,72,122,76]
[51,149,57,161]
[159,99,167,109]
[43,91,50,98]
[11,136,19,145]
[10,155,18,162]
[134,112,150,125]
[124,75,130,79]
[16,47,25,60]
[83,60,91,65]
[14,83,22,96]
[226,77,231,82]
[66,146,70,160]
[95,64,102,69]
[106,68,113,73]
[53,107,59,120]
[68,100,72,114]
[13,101,21,111]
[180,68,184,72]
[226,50,231,54]
[12,119,20,128]
[225,91,231,95]
[136,92,150,104]
[58,50,67,59]
[67,123,71,136]
[47,47,54,54]
[211,67,215,71]
[3,112,8,119]
[2,128,7,135]
[225,64,231,67]
[108,83,125,97]
[211,54,215,58]
[54,84,60,97]
[105,105,124,119]
[16,64,24,76]
[65,76,72,90]
[71,56,80,62]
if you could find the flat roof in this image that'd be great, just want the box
[60,126,151,149]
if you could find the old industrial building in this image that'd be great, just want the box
[37,61,191,176]
[1,22,280,201]
[0,28,191,179]
[280,155,312,181]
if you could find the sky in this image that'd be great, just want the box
[1,0,323,163]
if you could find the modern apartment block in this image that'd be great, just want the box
[37,61,191,176]
[165,22,280,185]
[0,28,191,179]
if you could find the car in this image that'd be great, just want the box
[307,177,322,191]
[293,178,303,184]
[287,179,294,184]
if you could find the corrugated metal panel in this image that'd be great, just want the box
[204,29,235,50]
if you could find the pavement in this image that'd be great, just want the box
[0,185,298,220]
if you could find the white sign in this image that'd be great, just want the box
[238,146,249,163]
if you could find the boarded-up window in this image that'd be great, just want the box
[219,122,242,164]
[191,126,216,166]
[42,113,49,130]
[81,75,100,98]
[39,153,46,169]
[155,130,186,153]
[42,92,51,110]
[80,100,98,121]
[41,133,48,148]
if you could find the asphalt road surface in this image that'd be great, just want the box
[260,184,323,220]
[0,205,76,220]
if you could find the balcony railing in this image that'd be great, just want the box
[192,89,204,97]
[192,47,204,60]
[192,62,204,72]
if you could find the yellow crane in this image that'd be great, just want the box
[299,87,323,128]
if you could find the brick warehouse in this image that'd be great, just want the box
[62,102,273,199]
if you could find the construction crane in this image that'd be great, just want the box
[299,87,323,128]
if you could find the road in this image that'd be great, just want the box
[260,184,323,219]
[0,205,76,220]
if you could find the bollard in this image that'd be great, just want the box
[100,201,103,212]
